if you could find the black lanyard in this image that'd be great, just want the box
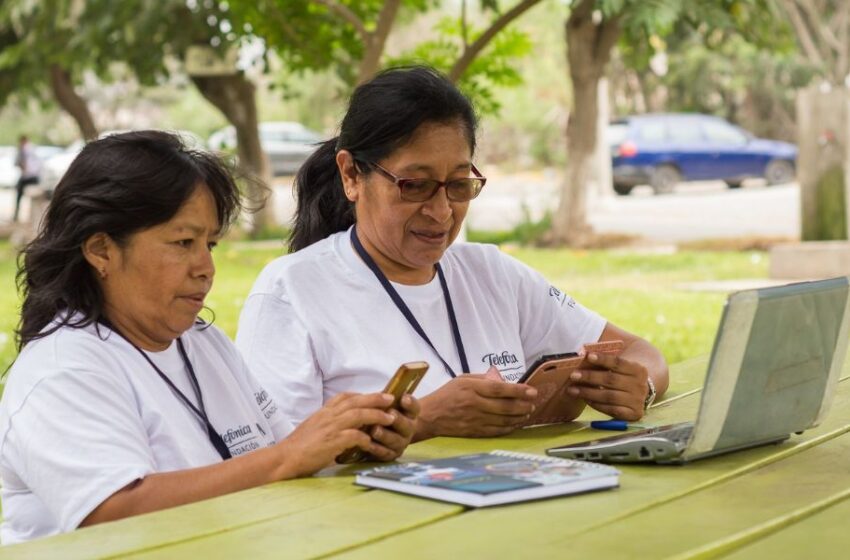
[350,226,470,377]
[99,319,232,461]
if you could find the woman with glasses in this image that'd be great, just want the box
[236,66,668,440]
[0,131,418,543]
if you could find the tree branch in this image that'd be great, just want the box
[836,1,849,82]
[780,0,825,69]
[448,0,544,82]
[461,0,469,48]
[312,0,369,44]
[798,0,842,53]
[356,0,402,84]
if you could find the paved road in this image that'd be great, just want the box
[0,173,797,245]
[272,172,800,243]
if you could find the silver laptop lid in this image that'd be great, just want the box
[684,277,850,460]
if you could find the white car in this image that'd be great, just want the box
[208,121,322,176]
[40,130,203,192]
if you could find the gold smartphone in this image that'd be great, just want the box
[336,361,429,464]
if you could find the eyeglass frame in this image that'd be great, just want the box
[361,160,487,202]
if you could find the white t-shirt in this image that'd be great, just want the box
[0,319,293,544]
[236,227,607,426]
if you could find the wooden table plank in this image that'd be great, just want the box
[123,489,458,560]
[712,494,850,559]
[527,430,850,558]
[330,374,850,559]
[0,478,373,560]
[3,354,841,559]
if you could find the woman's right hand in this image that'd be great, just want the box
[275,392,397,478]
[415,367,538,440]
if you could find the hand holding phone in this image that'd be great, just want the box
[336,361,429,464]
[520,341,625,427]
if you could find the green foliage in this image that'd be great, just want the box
[388,15,533,114]
[661,35,815,139]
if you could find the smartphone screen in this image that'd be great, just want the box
[518,352,579,384]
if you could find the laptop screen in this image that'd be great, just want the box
[685,277,850,459]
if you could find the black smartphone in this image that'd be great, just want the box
[517,352,579,384]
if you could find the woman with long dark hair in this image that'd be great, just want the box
[237,66,668,441]
[0,131,418,544]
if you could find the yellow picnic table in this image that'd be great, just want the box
[5,354,850,559]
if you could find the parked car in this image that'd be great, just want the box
[208,121,322,176]
[39,130,202,193]
[609,114,798,195]
[0,145,65,189]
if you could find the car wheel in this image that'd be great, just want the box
[613,182,634,196]
[726,180,743,189]
[650,165,681,195]
[764,159,795,185]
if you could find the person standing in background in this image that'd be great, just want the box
[13,135,42,222]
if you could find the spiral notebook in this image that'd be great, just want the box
[354,450,620,507]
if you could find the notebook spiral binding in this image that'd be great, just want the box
[490,449,610,468]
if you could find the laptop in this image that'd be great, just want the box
[547,277,850,464]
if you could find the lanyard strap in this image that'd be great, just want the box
[350,226,470,377]
[99,319,232,461]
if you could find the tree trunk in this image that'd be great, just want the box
[48,64,97,141]
[191,73,272,236]
[550,1,620,246]
[357,0,402,84]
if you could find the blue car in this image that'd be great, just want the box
[609,113,797,195]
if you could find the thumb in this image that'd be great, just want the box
[484,366,504,381]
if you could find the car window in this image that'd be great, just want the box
[667,122,703,143]
[261,130,292,142]
[261,128,320,144]
[635,121,666,142]
[702,120,747,145]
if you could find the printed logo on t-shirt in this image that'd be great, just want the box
[481,351,524,381]
[221,424,261,456]
[255,389,279,421]
[549,286,576,308]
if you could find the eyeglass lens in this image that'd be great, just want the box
[401,179,482,202]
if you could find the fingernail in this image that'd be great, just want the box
[568,387,579,396]
[589,353,598,361]
[382,393,394,402]
[373,427,383,438]
[526,388,538,398]
[570,372,581,380]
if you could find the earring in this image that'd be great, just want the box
[99,268,107,279]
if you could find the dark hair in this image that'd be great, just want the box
[16,130,243,350]
[289,65,478,252]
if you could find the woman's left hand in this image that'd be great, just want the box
[369,395,421,461]
[566,353,649,421]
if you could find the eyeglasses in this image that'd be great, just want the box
[366,161,487,202]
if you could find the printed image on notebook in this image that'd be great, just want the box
[355,450,619,507]
[547,277,850,464]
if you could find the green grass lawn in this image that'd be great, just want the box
[0,240,768,372]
